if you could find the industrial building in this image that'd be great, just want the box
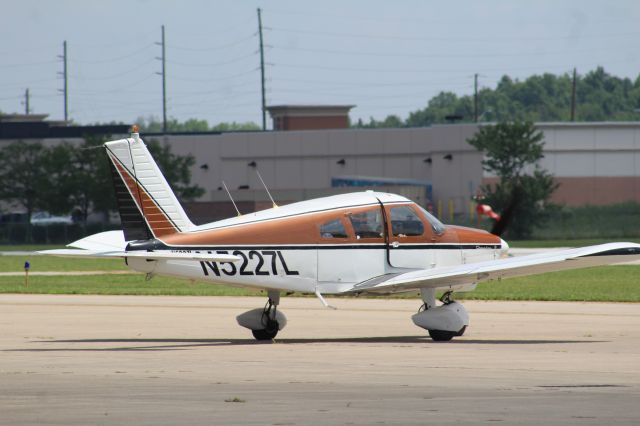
[2,111,640,223]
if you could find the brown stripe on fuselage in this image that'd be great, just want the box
[160,203,469,247]
[111,157,178,238]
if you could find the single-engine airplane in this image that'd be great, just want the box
[43,130,640,341]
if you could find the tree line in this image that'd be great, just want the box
[0,136,204,228]
[136,116,260,133]
[356,67,640,128]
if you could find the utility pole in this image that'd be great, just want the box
[474,73,479,122]
[156,25,167,133]
[24,88,30,115]
[257,8,266,131]
[58,41,68,122]
[570,68,577,122]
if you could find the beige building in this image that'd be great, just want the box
[2,113,640,222]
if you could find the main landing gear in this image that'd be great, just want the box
[236,291,287,341]
[411,288,469,342]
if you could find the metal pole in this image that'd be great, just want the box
[162,25,167,133]
[25,88,30,115]
[474,73,478,122]
[257,8,266,131]
[63,41,68,122]
[570,68,577,122]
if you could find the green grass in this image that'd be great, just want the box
[0,265,638,302]
[457,266,640,302]
[0,255,125,272]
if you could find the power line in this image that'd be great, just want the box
[171,68,257,83]
[270,44,621,59]
[70,57,156,81]
[167,33,256,52]
[71,43,156,64]
[0,59,58,69]
[166,52,257,68]
[266,8,639,27]
[269,26,640,43]
[170,16,256,40]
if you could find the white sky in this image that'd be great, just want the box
[1,0,639,127]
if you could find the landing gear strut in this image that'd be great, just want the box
[412,288,469,342]
[252,297,280,340]
[236,290,287,341]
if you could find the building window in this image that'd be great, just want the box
[390,206,424,237]
[320,219,348,238]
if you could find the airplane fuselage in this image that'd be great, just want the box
[126,193,505,295]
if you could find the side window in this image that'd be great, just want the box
[390,206,424,237]
[320,219,348,238]
[349,209,383,239]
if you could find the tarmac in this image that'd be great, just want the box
[1,294,639,425]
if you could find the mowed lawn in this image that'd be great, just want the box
[0,254,639,302]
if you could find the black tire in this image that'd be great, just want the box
[252,328,278,340]
[428,329,456,342]
[252,319,279,340]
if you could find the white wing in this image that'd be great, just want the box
[346,242,640,294]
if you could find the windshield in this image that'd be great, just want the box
[417,205,446,235]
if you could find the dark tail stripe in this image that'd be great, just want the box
[108,159,152,241]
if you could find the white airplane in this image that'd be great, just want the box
[43,130,640,341]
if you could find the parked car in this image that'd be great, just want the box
[30,212,73,226]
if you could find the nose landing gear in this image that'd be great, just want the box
[412,288,469,341]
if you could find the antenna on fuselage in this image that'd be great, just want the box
[222,181,241,216]
[255,169,278,208]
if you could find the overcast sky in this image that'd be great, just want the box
[1,0,638,127]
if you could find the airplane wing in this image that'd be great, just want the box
[38,248,241,263]
[347,242,640,294]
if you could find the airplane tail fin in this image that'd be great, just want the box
[104,131,194,241]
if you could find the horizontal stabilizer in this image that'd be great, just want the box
[67,231,126,251]
[38,248,241,263]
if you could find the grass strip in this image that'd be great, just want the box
[0,266,638,302]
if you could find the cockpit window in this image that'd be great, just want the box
[390,206,424,236]
[320,219,348,238]
[417,205,446,235]
[348,209,383,239]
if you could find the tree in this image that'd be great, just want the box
[381,67,640,127]
[467,121,558,239]
[136,116,260,133]
[49,136,116,225]
[16,135,206,229]
[0,141,52,240]
[353,114,404,128]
